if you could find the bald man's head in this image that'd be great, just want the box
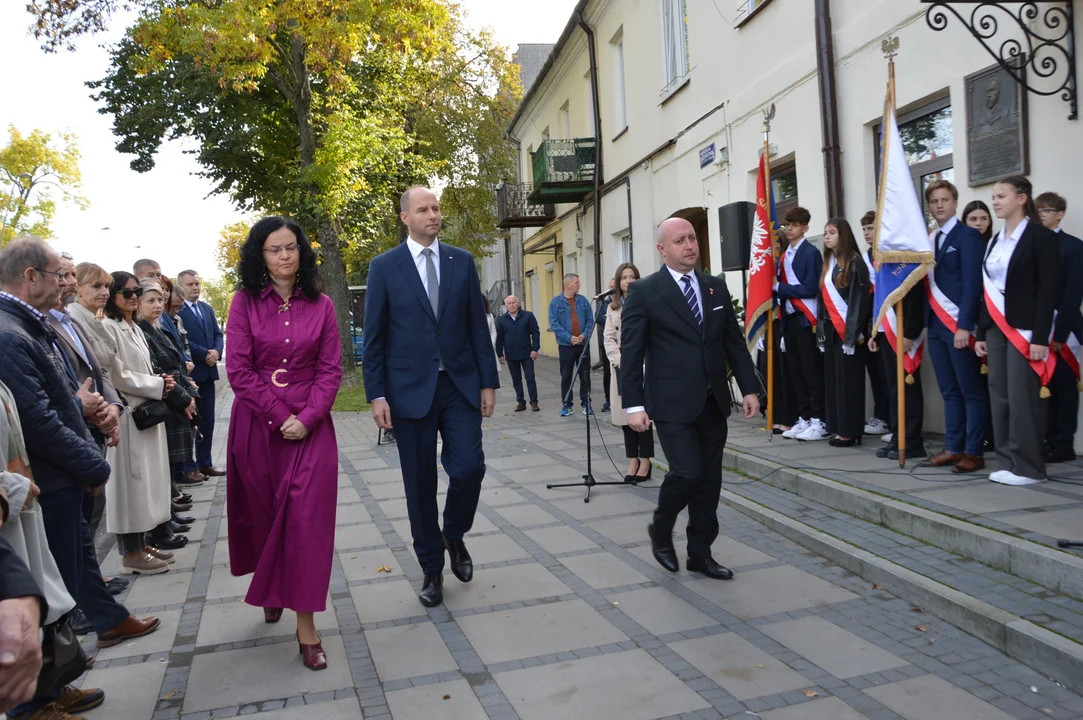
[656,217,699,274]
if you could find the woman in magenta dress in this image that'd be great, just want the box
[226,216,342,671]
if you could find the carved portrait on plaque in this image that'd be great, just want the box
[966,60,1028,187]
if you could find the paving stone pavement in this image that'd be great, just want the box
[62,358,1083,719]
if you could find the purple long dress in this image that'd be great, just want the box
[225,286,342,612]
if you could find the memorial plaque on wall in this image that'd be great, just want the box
[966,60,1028,187]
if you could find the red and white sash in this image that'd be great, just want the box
[925,230,977,349]
[781,244,817,329]
[864,252,924,375]
[982,266,1056,392]
[821,255,863,343]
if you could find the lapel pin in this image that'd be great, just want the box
[709,288,714,295]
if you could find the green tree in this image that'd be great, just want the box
[0,125,89,245]
[215,219,256,285]
[201,275,235,330]
[30,0,519,382]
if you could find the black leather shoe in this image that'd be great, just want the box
[648,524,679,573]
[876,445,896,459]
[167,521,192,534]
[69,608,94,635]
[1045,448,1077,464]
[105,577,128,596]
[886,446,927,461]
[172,512,195,525]
[148,531,188,550]
[444,535,473,583]
[173,493,193,504]
[687,556,734,580]
[419,573,443,607]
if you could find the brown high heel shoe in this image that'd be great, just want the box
[297,632,328,671]
[264,607,283,624]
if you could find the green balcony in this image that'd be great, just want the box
[529,138,596,205]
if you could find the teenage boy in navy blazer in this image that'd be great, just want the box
[921,180,987,474]
[860,212,889,437]
[1037,192,1083,463]
[775,207,827,441]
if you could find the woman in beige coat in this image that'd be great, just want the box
[603,263,654,483]
[101,272,175,574]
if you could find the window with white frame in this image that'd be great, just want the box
[617,232,633,264]
[559,101,571,139]
[612,30,628,133]
[661,0,689,94]
[567,254,579,277]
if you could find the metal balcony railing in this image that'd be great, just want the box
[496,182,556,229]
[529,138,596,204]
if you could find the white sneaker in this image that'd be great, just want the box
[797,419,830,441]
[782,418,809,439]
[881,432,893,444]
[990,471,1043,486]
[864,417,889,434]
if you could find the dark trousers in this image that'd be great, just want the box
[864,338,889,422]
[558,344,591,408]
[653,395,727,559]
[1047,360,1079,456]
[928,332,987,455]
[393,373,486,574]
[823,329,866,438]
[878,335,924,449]
[781,319,824,421]
[622,425,655,458]
[81,489,105,538]
[38,486,129,635]
[598,328,611,404]
[506,358,538,404]
[194,380,216,468]
[987,326,1047,478]
[757,319,798,427]
[981,368,995,451]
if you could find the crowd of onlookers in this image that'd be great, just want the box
[0,237,225,719]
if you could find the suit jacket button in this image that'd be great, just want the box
[437,330,442,335]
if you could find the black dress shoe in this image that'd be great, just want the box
[886,446,927,461]
[876,445,896,459]
[174,493,193,504]
[167,521,192,534]
[687,556,734,580]
[444,536,473,583]
[1045,448,1077,464]
[148,531,188,550]
[105,577,128,596]
[419,573,443,607]
[648,524,679,573]
[172,512,195,525]
[69,608,94,635]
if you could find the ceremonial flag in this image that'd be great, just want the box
[871,93,935,345]
[745,153,779,352]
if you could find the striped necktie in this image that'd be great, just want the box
[681,275,702,325]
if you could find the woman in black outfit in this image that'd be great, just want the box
[964,200,995,452]
[817,218,871,446]
[975,176,1059,485]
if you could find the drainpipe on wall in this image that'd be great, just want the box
[578,9,604,297]
[623,177,633,262]
[815,0,845,219]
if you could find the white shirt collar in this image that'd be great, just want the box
[786,238,806,255]
[185,299,199,307]
[1056,227,1064,234]
[937,216,959,236]
[406,236,440,259]
[664,265,697,284]
[996,217,1030,244]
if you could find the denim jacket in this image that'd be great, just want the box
[548,293,595,347]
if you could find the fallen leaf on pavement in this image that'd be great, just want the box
[160,690,180,701]
[756,664,764,669]
[803,689,818,698]
[911,607,922,612]
[871,584,882,590]
[376,565,393,573]
[915,626,926,633]
[443,694,451,700]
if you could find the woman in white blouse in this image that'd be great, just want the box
[974,176,1059,486]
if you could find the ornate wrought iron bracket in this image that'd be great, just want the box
[922,1,1077,120]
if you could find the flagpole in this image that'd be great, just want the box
[886,40,906,469]
[762,106,776,441]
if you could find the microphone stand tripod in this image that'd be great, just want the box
[547,294,635,503]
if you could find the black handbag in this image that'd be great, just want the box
[37,615,88,696]
[131,400,170,430]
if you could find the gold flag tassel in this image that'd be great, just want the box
[981,363,989,376]
[1077,381,1082,392]
[1040,385,1052,399]
[905,373,915,385]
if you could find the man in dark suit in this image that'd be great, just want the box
[621,217,760,580]
[922,181,987,473]
[363,186,499,607]
[495,294,541,411]
[1038,192,1083,463]
[177,269,225,477]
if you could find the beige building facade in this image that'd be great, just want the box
[501,0,1080,438]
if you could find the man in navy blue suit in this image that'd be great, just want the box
[178,269,225,477]
[921,181,987,474]
[363,186,499,608]
[1038,192,1083,463]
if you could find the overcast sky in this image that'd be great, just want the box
[0,1,575,279]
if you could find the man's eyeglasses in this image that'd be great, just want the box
[118,287,145,299]
[1038,208,1059,215]
[32,268,65,281]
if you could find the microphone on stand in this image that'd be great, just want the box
[593,288,616,301]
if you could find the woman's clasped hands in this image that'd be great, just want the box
[280,414,309,441]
